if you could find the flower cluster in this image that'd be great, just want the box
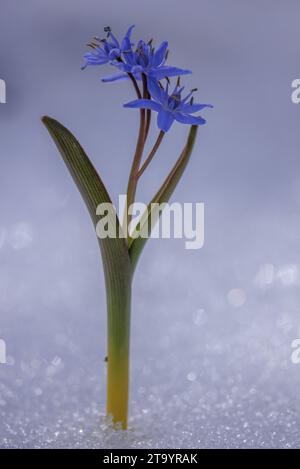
[82,25,212,132]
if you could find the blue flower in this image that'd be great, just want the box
[82,25,134,70]
[101,39,191,83]
[124,79,213,132]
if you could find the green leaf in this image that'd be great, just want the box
[42,116,131,277]
[42,116,133,428]
[129,125,198,271]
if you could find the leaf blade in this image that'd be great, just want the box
[129,125,198,270]
[42,116,131,275]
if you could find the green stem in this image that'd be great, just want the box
[144,87,152,143]
[123,74,149,233]
[105,261,132,429]
[138,131,165,178]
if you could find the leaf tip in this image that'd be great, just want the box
[41,116,59,130]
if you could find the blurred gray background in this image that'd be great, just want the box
[1,0,300,448]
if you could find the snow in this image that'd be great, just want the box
[1,224,300,448]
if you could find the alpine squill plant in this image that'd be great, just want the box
[42,25,212,429]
